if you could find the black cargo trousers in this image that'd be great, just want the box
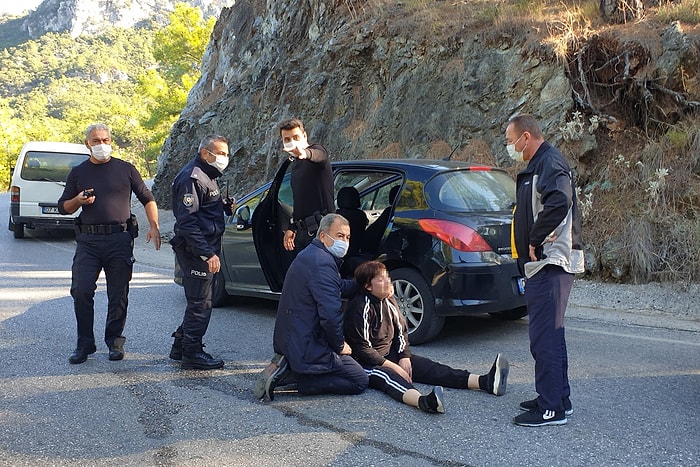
[70,230,135,349]
[171,238,217,354]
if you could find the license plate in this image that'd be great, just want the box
[517,277,526,295]
[42,206,60,214]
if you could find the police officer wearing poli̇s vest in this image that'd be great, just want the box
[169,134,233,370]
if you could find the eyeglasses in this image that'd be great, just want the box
[205,149,229,157]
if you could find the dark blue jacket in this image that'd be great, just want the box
[171,155,225,259]
[513,141,584,278]
[273,239,357,374]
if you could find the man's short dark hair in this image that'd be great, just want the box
[508,114,543,139]
[279,117,305,136]
[354,260,387,290]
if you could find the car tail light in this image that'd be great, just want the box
[418,219,492,252]
[10,186,19,203]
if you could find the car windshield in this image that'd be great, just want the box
[425,169,515,212]
[21,151,89,183]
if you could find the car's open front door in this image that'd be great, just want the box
[251,158,294,293]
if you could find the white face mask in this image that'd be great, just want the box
[208,155,229,173]
[325,236,349,258]
[283,139,308,153]
[506,134,525,162]
[90,144,112,161]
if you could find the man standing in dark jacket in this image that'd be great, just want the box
[280,118,335,253]
[506,114,584,427]
[169,134,233,370]
[262,214,368,400]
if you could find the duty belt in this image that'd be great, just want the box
[293,218,308,230]
[78,223,128,234]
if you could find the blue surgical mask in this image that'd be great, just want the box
[326,237,349,258]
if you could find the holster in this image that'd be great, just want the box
[303,211,323,235]
[127,213,139,238]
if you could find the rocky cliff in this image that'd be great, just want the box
[154,0,581,204]
[153,0,700,281]
[22,0,230,38]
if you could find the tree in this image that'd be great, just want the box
[137,3,215,173]
[154,3,215,82]
[0,3,214,181]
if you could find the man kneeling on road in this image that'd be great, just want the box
[255,214,368,400]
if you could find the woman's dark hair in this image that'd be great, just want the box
[354,261,387,289]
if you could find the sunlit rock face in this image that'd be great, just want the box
[22,0,230,38]
[152,0,574,208]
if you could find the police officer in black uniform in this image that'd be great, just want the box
[168,134,232,370]
[58,123,162,364]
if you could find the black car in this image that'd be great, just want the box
[206,158,526,344]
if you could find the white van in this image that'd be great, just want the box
[8,141,91,238]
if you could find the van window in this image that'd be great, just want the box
[20,151,88,183]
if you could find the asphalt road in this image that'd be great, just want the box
[1,193,698,466]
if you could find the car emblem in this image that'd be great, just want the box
[183,193,194,207]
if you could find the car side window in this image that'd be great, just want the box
[230,189,267,229]
[334,170,404,230]
[277,166,294,216]
[334,171,402,209]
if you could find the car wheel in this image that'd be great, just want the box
[211,271,230,308]
[489,306,528,320]
[390,267,445,345]
[9,218,25,239]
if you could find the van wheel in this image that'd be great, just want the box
[9,219,25,239]
[211,271,230,308]
[390,267,444,345]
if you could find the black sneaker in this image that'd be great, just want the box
[264,355,290,401]
[485,353,509,396]
[513,407,567,427]
[520,397,573,416]
[181,349,224,370]
[419,386,446,414]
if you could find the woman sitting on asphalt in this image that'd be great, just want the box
[343,260,509,414]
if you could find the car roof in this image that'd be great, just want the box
[332,158,500,171]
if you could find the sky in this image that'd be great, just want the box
[0,0,44,16]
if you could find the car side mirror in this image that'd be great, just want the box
[236,205,251,230]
